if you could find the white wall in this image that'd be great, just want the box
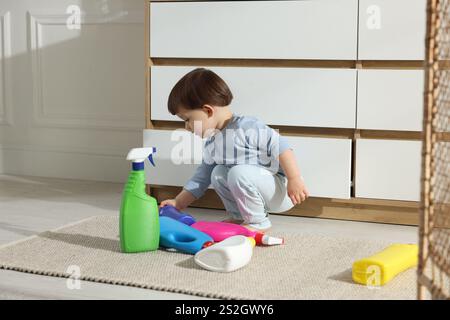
[0,0,145,182]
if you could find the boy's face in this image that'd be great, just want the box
[176,105,217,138]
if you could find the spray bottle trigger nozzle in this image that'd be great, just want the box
[148,147,156,166]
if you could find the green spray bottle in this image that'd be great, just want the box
[120,147,159,253]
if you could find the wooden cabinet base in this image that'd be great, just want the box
[147,185,419,226]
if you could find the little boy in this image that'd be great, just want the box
[160,68,309,231]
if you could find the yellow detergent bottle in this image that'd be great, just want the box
[352,244,418,286]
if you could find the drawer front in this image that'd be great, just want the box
[150,0,358,60]
[355,139,422,201]
[285,136,352,199]
[151,66,357,129]
[358,0,426,60]
[144,129,352,199]
[357,69,424,131]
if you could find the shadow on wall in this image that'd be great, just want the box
[0,0,145,183]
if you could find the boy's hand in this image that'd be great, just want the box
[287,176,309,206]
[159,190,196,211]
[159,198,177,208]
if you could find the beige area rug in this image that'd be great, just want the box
[0,216,418,299]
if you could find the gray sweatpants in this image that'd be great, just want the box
[210,164,294,229]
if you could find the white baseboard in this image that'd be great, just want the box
[0,144,130,182]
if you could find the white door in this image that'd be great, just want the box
[0,0,145,181]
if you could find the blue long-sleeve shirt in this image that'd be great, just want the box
[184,114,292,199]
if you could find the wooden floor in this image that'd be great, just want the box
[0,174,418,300]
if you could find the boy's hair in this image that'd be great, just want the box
[167,68,233,115]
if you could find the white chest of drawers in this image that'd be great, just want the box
[145,0,426,225]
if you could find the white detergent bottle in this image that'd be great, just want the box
[194,235,255,273]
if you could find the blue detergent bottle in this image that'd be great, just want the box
[159,205,196,226]
[159,216,213,254]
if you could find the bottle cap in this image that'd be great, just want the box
[202,241,214,249]
[127,147,156,170]
[254,232,264,245]
[255,233,284,246]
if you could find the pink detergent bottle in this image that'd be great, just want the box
[191,221,284,246]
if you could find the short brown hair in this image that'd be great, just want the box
[167,68,233,115]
